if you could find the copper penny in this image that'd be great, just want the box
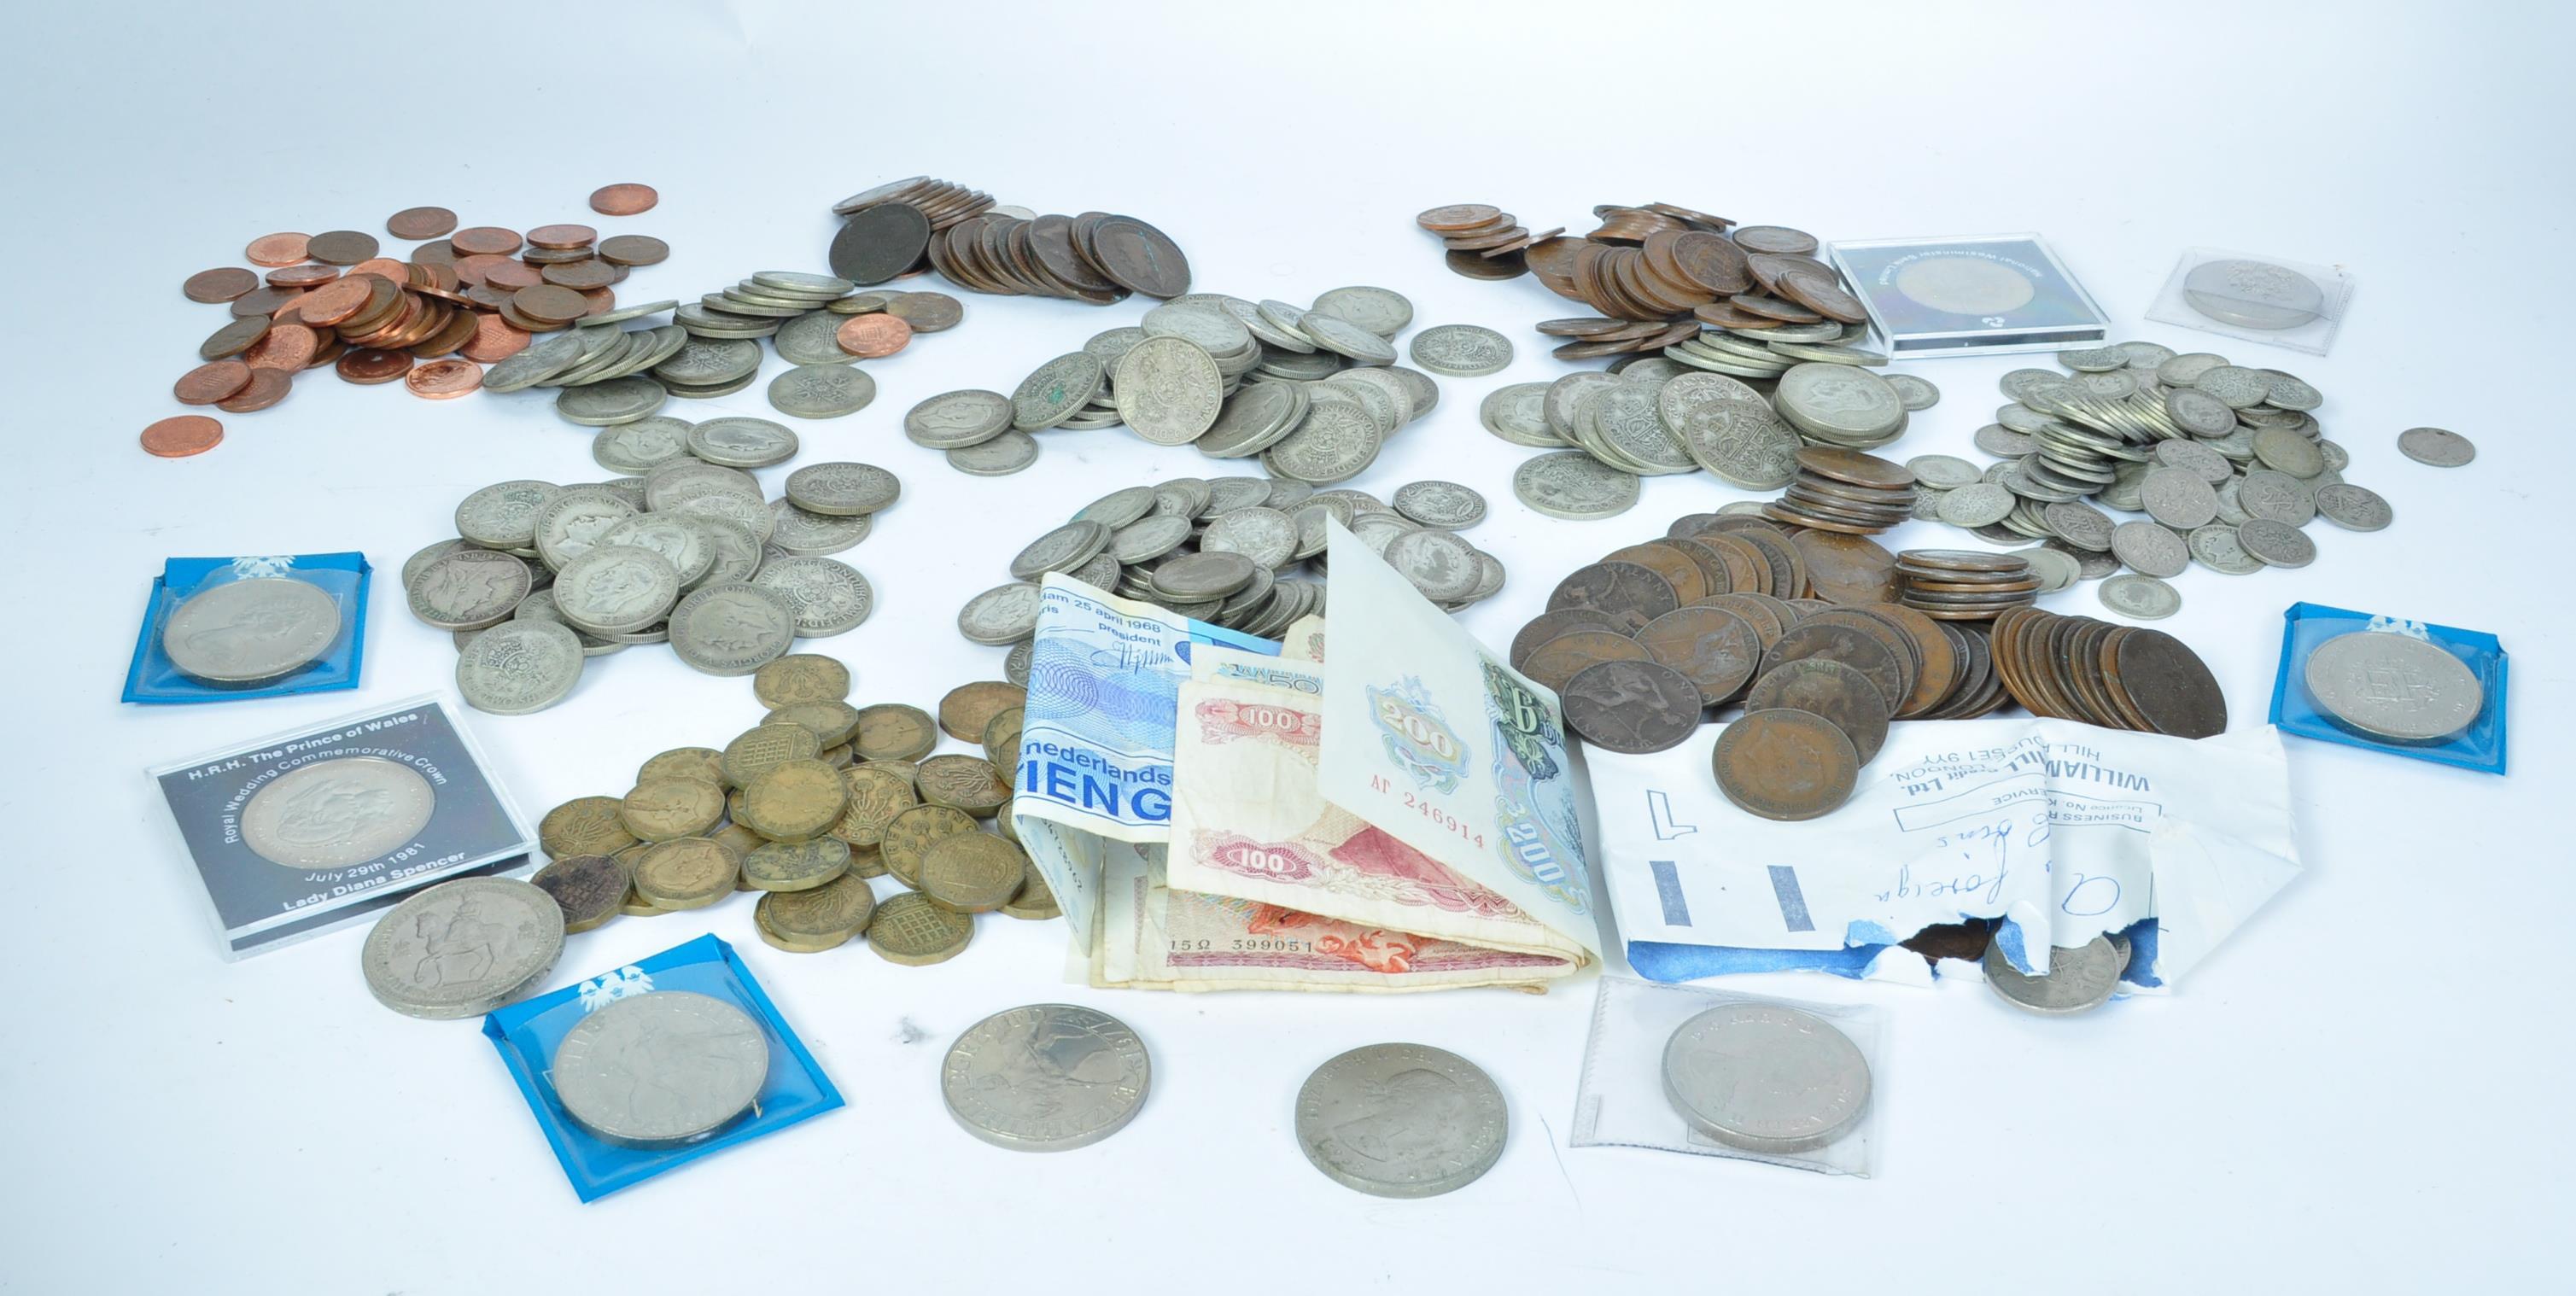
[596,234,668,266]
[308,336,345,370]
[306,231,379,266]
[589,184,658,216]
[412,239,457,267]
[836,313,912,359]
[1415,204,1502,232]
[540,259,618,290]
[482,259,543,289]
[449,225,523,256]
[289,277,373,327]
[1635,605,1762,707]
[266,263,340,289]
[245,232,310,266]
[141,415,225,458]
[1791,531,1899,604]
[885,291,961,333]
[412,306,482,359]
[215,367,293,413]
[199,316,270,360]
[348,257,412,284]
[1547,561,1679,634]
[404,358,483,399]
[1762,620,1904,715]
[336,348,415,385]
[1520,629,1650,694]
[508,284,585,325]
[1746,657,1890,765]
[242,322,318,371]
[174,360,254,405]
[579,287,617,315]
[452,253,511,286]
[231,286,301,318]
[1509,609,1622,672]
[386,206,459,240]
[526,223,597,249]
[1713,709,1860,822]
[183,266,260,303]
[459,314,531,363]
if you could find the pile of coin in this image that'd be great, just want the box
[1925,341,2392,620]
[1987,608,2228,738]
[1414,203,1563,281]
[529,657,1050,961]
[155,195,669,455]
[916,286,1456,479]
[1894,551,2039,620]
[410,458,889,711]
[1489,359,1939,522]
[1765,447,1919,534]
[829,176,1192,302]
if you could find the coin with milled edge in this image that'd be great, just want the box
[1296,1043,1504,1199]
[162,577,343,684]
[1662,1002,1871,1153]
[554,991,769,1145]
[2304,629,2483,743]
[1407,324,1512,377]
[941,1004,1150,1151]
[361,878,563,1019]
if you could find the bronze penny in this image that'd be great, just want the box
[597,234,669,266]
[1792,531,1899,605]
[242,322,318,371]
[214,367,292,413]
[836,312,913,359]
[386,206,458,240]
[1520,629,1650,694]
[1662,229,1753,295]
[1415,203,1502,232]
[1687,593,1789,652]
[1545,560,1678,634]
[2108,628,2226,738]
[412,239,457,267]
[1712,709,1859,822]
[411,306,481,359]
[1794,447,1914,490]
[1803,610,1920,707]
[336,347,414,385]
[1509,608,1622,672]
[1635,606,1761,706]
[885,291,961,333]
[526,223,598,249]
[511,284,588,324]
[183,266,260,303]
[540,259,619,290]
[1746,658,1890,765]
[1601,542,1709,605]
[590,183,659,216]
[266,263,341,289]
[1560,659,1704,756]
[140,415,224,458]
[1086,215,1190,299]
[306,230,379,266]
[1732,225,1820,255]
[483,259,544,289]
[1726,525,1808,599]
[1860,603,1959,719]
[449,225,523,255]
[244,232,310,266]
[1762,620,1905,715]
[404,358,482,399]
[198,316,270,360]
[173,359,254,405]
[459,314,531,363]
[1776,271,1870,324]
[231,286,302,318]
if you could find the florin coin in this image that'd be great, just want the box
[1295,1043,1505,1199]
[941,1004,1150,1151]
[553,991,769,1145]
[360,878,563,1019]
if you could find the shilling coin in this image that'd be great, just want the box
[161,576,343,683]
[554,991,769,1145]
[1662,1002,1872,1153]
[361,878,563,1019]
[768,364,877,419]
[1295,1043,1505,1198]
[1983,932,2123,1014]
[942,1004,1150,1151]
[244,756,436,868]
[2304,628,2484,743]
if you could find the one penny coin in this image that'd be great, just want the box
[405,359,483,399]
[336,348,415,384]
[174,360,254,405]
[141,415,224,458]
[526,223,597,249]
[215,367,293,412]
[449,225,523,255]
[244,232,310,266]
[242,322,318,371]
[836,313,912,359]
[1712,709,1860,821]
[459,314,531,363]
[597,234,668,266]
[183,266,260,303]
[589,184,658,216]
[289,277,373,326]
[385,206,459,240]
[306,230,379,265]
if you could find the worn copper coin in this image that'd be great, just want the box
[1088,215,1191,298]
[245,232,310,266]
[597,234,668,266]
[385,206,458,240]
[141,415,224,458]
[513,284,588,324]
[405,359,482,399]
[336,348,415,384]
[1762,620,1905,715]
[527,223,598,249]
[460,314,532,363]
[174,359,254,405]
[832,201,934,285]
[1560,659,1704,755]
[1634,605,1761,706]
[836,312,912,359]
[1745,658,1890,765]
[2107,628,2228,738]
[449,225,523,255]
[885,291,962,332]
[1546,560,1679,633]
[214,367,291,412]
[590,184,659,216]
[1509,608,1622,671]
[1520,629,1650,694]
[184,266,260,303]
[1713,709,1859,821]
[1792,532,1899,605]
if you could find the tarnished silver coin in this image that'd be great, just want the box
[1480,382,1562,447]
[243,756,436,869]
[1295,308,1399,365]
[162,576,342,683]
[554,990,770,1146]
[1296,1043,1505,1199]
[2313,482,2392,531]
[1884,372,1941,411]
[767,364,877,419]
[455,480,559,549]
[1113,336,1224,445]
[948,429,1041,476]
[407,547,532,631]
[361,877,563,1019]
[940,1004,1149,1151]
[1662,1002,1871,1154]
[904,389,1014,449]
[1307,285,1413,338]
[2108,521,2188,578]
[751,558,873,637]
[784,461,901,517]
[773,310,861,365]
[958,581,1044,645]
[1514,451,1640,520]
[2398,426,2474,467]
[1263,394,1382,485]
[2099,573,2181,620]
[1407,324,1511,377]
[2236,517,2316,568]
[552,545,681,634]
[669,581,797,675]
[686,416,800,469]
[456,619,586,714]
[2304,628,2483,743]
[2188,524,2264,575]
[1012,353,1105,431]
[591,417,695,474]
[1984,932,2122,1014]
[1392,481,1487,529]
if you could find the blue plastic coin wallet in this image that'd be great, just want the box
[2269,602,2507,774]
[482,935,843,1202]
[123,552,371,703]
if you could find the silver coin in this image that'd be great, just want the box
[1013,353,1106,431]
[1983,932,2122,1015]
[1382,529,1482,602]
[1390,481,1487,530]
[2182,258,2324,331]
[1011,521,1113,581]
[2188,524,2263,575]
[482,330,590,392]
[1197,382,1306,458]
[767,365,877,419]
[1936,482,2015,528]
[1264,395,1382,485]
[1662,1002,1871,1154]
[455,480,560,549]
[1407,324,1512,377]
[940,1004,1150,1152]
[669,581,797,675]
[2099,573,2182,620]
[1199,506,1300,570]
[655,336,763,385]
[904,389,1013,449]
[2304,629,2484,743]
[161,576,342,683]
[1479,382,1562,448]
[1296,1043,1505,1199]
[554,375,669,426]
[242,756,436,869]
[554,990,770,1146]
[784,462,901,517]
[455,619,586,714]
[1113,336,1225,445]
[590,417,695,474]
[2236,517,2316,568]
[2313,482,2391,532]
[1774,363,1905,442]
[1295,308,1399,365]
[552,545,681,633]
[2107,521,2189,578]
[959,582,1044,645]
[1074,485,1159,529]
[407,547,533,631]
[683,416,798,469]
[2397,426,2474,468]
[1150,551,1258,601]
[773,310,861,365]
[948,429,1041,476]
[532,488,640,570]
[1109,514,1193,564]
[1514,451,1640,521]
[360,877,563,1019]
[768,500,871,557]
[512,587,622,657]
[1901,454,1978,489]
[1307,285,1413,338]
[751,557,873,637]
[1003,639,1033,686]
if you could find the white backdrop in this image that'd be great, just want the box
[5,1,2568,1290]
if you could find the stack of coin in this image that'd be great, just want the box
[828,176,1193,302]
[916,286,1447,479]
[1989,608,2228,738]
[1895,551,2039,621]
[158,197,669,453]
[1765,447,1918,534]
[1415,203,1563,281]
[1930,341,2392,621]
[411,458,890,710]
[529,659,1051,960]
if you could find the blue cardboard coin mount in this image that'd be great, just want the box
[2269,601,2508,774]
[483,935,844,1202]
[123,552,370,703]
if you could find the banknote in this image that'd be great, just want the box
[1013,575,1280,938]
[1157,652,1583,987]
[1316,521,1601,956]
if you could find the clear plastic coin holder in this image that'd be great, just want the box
[123,552,371,703]
[2147,248,2353,356]
[149,693,534,958]
[1571,977,1883,1176]
[484,934,844,1203]
[2269,601,2507,774]
[1825,233,2107,357]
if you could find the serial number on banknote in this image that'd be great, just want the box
[1168,937,1322,954]
[1366,774,1487,849]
